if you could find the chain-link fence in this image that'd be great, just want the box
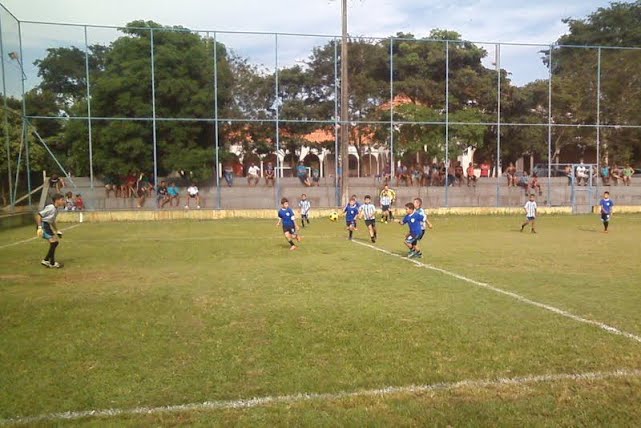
[2,4,641,212]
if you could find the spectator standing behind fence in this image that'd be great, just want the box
[506,162,516,187]
[622,164,634,186]
[296,162,311,187]
[49,174,64,194]
[611,165,622,185]
[517,171,530,195]
[530,173,542,196]
[454,162,464,186]
[247,163,260,186]
[223,164,234,187]
[601,164,610,186]
[264,162,275,186]
[467,162,477,187]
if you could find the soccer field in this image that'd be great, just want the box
[1,214,641,426]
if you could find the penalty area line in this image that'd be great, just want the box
[0,224,82,250]
[353,240,641,345]
[2,368,640,425]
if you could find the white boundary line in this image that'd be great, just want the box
[0,224,82,250]
[353,240,641,344]
[2,368,640,425]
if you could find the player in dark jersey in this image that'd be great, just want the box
[277,197,302,250]
[599,191,614,233]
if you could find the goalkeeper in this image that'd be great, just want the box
[36,193,66,268]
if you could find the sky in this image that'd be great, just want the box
[0,0,633,91]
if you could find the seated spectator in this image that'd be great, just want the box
[264,162,275,186]
[622,164,634,186]
[223,164,234,187]
[576,162,589,186]
[247,163,261,186]
[185,183,201,209]
[167,182,180,207]
[64,191,75,211]
[311,167,320,186]
[48,173,64,194]
[125,172,138,198]
[104,174,119,198]
[296,162,311,187]
[466,162,477,187]
[529,173,542,196]
[454,162,464,186]
[74,193,85,211]
[156,181,169,208]
[601,164,610,186]
[480,162,490,178]
[506,162,516,187]
[611,165,622,185]
[431,163,441,186]
[517,171,530,194]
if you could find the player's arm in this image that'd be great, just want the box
[427,219,433,229]
[36,213,43,237]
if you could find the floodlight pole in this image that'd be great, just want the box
[595,47,601,206]
[496,44,501,206]
[0,18,13,207]
[339,0,349,205]
[84,25,94,189]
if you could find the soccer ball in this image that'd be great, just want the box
[329,211,339,222]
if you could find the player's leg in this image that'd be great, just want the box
[602,213,609,232]
[530,218,536,233]
[284,231,297,249]
[520,218,528,232]
[348,221,354,240]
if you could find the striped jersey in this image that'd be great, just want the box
[380,190,395,206]
[359,203,377,220]
[524,201,537,218]
[299,199,311,215]
[416,207,427,230]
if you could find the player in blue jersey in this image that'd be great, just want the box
[344,196,359,240]
[599,191,614,233]
[276,197,301,250]
[413,197,433,242]
[397,202,424,258]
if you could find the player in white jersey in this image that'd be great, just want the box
[359,195,378,243]
[521,193,537,233]
[298,193,311,228]
[36,193,66,268]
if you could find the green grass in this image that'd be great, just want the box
[1,214,641,426]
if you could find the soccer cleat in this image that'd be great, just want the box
[290,245,298,251]
[371,237,376,243]
[49,262,62,268]
[520,225,525,232]
[531,230,536,234]
[41,260,51,267]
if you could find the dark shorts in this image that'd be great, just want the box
[282,225,297,235]
[418,230,425,240]
[601,213,611,222]
[42,223,54,240]
[365,219,376,227]
[381,205,390,212]
[189,193,198,198]
[346,220,356,228]
[527,216,535,221]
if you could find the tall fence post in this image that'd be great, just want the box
[213,32,221,210]
[496,43,501,206]
[595,47,602,208]
[445,40,449,207]
[0,14,13,207]
[334,38,340,206]
[150,27,158,208]
[18,21,31,206]
[275,33,281,208]
[389,36,394,185]
[547,45,553,207]
[84,25,94,189]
